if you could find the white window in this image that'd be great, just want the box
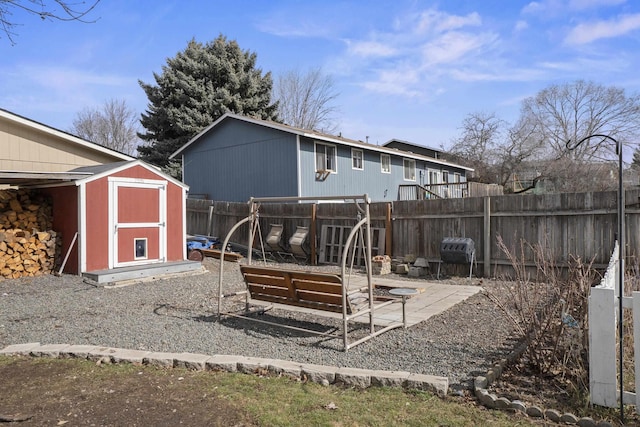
[429,170,440,185]
[380,154,391,173]
[352,148,364,170]
[442,171,449,183]
[403,159,416,181]
[454,172,461,183]
[315,142,337,172]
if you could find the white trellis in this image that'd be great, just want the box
[588,242,640,412]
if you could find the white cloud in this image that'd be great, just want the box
[347,40,397,58]
[569,0,626,10]
[514,20,529,31]
[422,31,497,66]
[565,13,640,44]
[413,9,481,34]
[523,0,626,15]
[361,67,421,97]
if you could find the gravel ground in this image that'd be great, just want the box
[0,258,518,392]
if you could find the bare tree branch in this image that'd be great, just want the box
[273,67,340,134]
[70,98,140,156]
[0,0,101,45]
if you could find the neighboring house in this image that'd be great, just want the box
[170,113,473,202]
[0,108,133,176]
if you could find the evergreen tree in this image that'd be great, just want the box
[137,35,278,173]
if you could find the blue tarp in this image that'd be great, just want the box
[186,235,220,251]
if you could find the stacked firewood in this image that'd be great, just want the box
[0,189,60,278]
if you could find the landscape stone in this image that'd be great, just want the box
[175,352,211,370]
[526,405,544,418]
[413,257,429,268]
[474,376,488,389]
[30,343,71,358]
[0,343,41,355]
[268,360,302,378]
[370,370,410,387]
[405,373,448,397]
[108,349,150,364]
[577,417,597,427]
[61,345,100,359]
[494,397,511,409]
[510,400,526,413]
[143,352,177,368]
[335,367,371,388]
[395,264,409,274]
[300,363,336,384]
[560,413,580,424]
[88,347,119,362]
[237,356,270,374]
[408,266,423,278]
[545,409,561,422]
[206,355,240,372]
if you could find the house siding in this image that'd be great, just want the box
[0,113,130,172]
[182,120,298,202]
[299,137,467,201]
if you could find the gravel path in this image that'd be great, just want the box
[0,258,518,392]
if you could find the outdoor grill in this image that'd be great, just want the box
[438,237,475,279]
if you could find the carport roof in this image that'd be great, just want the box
[0,170,93,188]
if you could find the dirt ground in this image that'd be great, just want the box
[0,357,257,426]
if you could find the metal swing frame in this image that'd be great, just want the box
[216,194,404,351]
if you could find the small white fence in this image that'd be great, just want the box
[588,241,640,411]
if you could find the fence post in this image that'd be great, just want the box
[589,286,618,407]
[634,292,640,412]
[206,204,214,237]
[483,197,491,277]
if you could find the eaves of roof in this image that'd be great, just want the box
[0,108,135,162]
[170,113,473,172]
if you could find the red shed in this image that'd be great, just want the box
[39,160,191,278]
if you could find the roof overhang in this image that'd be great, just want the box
[169,113,474,172]
[0,170,93,188]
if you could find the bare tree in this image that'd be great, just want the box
[1,0,100,45]
[521,80,640,162]
[71,98,140,156]
[273,67,340,133]
[447,112,505,183]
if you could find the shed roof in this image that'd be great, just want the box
[170,113,473,172]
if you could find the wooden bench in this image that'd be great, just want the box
[236,265,405,350]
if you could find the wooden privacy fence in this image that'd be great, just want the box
[187,189,640,276]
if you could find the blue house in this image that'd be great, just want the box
[170,113,472,202]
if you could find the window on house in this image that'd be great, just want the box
[403,159,416,181]
[442,171,449,183]
[380,154,391,173]
[352,148,364,170]
[454,172,461,183]
[315,142,337,172]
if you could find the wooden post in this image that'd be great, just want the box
[311,203,317,265]
[206,204,214,237]
[385,202,392,257]
[483,197,491,278]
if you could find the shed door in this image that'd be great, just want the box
[109,178,167,268]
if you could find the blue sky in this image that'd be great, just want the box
[1,0,640,151]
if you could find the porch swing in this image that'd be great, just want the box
[216,194,405,351]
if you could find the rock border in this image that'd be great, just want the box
[473,341,614,427]
[0,342,448,397]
